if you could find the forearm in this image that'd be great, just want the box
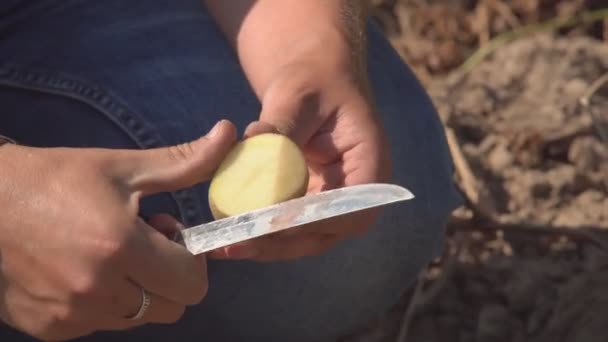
[203,0,368,98]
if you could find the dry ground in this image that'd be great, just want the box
[342,1,608,341]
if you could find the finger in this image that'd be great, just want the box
[147,213,184,241]
[147,213,206,265]
[47,285,187,337]
[122,219,208,306]
[210,233,341,262]
[113,279,186,325]
[32,325,97,342]
[84,277,185,326]
[259,90,324,147]
[298,208,379,237]
[243,120,279,138]
[265,204,378,240]
[0,284,101,342]
[110,120,237,196]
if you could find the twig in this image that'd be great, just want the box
[394,270,425,342]
[459,8,608,73]
[445,127,496,220]
[579,72,608,144]
[395,230,464,342]
[475,0,491,46]
[542,118,593,145]
[409,254,460,311]
[445,128,478,204]
[394,233,464,342]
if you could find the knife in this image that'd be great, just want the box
[174,183,414,255]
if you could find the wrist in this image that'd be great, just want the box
[206,1,369,99]
[244,30,359,99]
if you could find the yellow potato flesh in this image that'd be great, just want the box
[208,133,308,220]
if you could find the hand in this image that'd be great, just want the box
[208,60,392,262]
[0,121,236,341]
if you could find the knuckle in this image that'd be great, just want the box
[167,142,196,162]
[89,224,134,261]
[68,273,101,299]
[94,239,124,260]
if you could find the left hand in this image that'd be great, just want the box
[209,59,392,262]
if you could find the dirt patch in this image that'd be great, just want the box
[431,33,608,228]
[368,0,608,85]
[341,1,608,341]
[411,32,608,341]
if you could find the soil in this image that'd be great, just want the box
[432,34,608,228]
[342,1,608,341]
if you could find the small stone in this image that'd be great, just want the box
[546,165,576,195]
[436,40,464,70]
[553,190,608,227]
[553,206,587,227]
[569,136,608,172]
[572,173,594,193]
[562,78,588,98]
[487,143,514,173]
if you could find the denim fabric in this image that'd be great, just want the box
[0,1,463,341]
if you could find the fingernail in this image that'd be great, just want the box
[226,245,257,259]
[208,120,225,138]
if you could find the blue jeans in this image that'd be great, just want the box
[0,1,462,341]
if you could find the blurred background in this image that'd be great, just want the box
[343,1,608,341]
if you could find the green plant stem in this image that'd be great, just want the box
[459,8,608,73]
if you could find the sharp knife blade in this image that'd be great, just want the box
[174,183,414,255]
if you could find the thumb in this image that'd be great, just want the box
[114,120,237,195]
[259,87,323,147]
[243,120,279,138]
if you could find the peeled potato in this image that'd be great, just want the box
[208,133,308,220]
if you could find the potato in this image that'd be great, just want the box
[208,133,308,219]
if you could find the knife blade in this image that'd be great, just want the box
[174,183,414,255]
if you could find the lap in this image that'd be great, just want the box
[0,2,461,341]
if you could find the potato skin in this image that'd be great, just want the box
[208,133,309,220]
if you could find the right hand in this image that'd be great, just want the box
[0,120,237,341]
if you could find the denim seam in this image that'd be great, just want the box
[0,62,201,225]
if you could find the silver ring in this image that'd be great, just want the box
[126,287,151,320]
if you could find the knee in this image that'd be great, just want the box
[377,103,461,262]
[365,23,462,229]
